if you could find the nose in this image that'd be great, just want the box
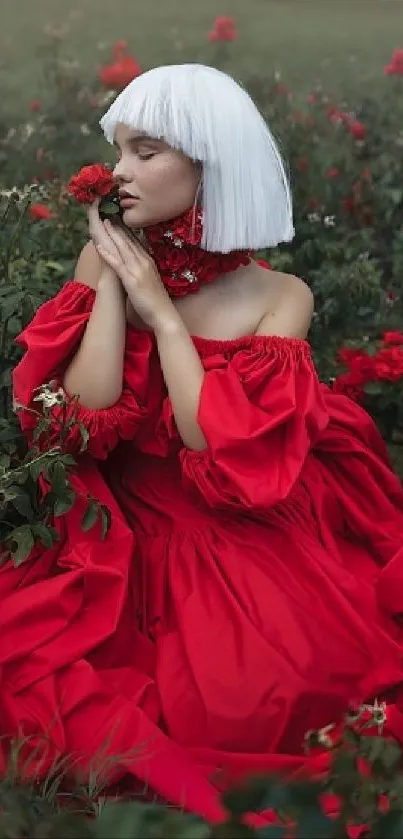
[113,157,132,182]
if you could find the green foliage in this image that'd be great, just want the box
[2,712,403,837]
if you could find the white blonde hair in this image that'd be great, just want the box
[100,63,294,253]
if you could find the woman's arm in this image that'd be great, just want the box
[63,242,127,409]
[154,317,207,451]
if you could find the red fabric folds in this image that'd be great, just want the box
[178,336,329,509]
[3,280,403,824]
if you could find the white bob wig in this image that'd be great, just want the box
[100,63,294,253]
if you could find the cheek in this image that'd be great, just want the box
[145,159,198,197]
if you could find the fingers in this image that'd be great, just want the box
[104,220,150,263]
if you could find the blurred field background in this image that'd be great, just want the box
[2,0,403,111]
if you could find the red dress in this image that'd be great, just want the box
[3,279,403,822]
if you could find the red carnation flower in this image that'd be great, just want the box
[29,202,55,221]
[383,330,403,346]
[67,164,115,205]
[208,16,237,42]
[99,55,141,91]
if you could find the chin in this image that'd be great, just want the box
[122,205,189,229]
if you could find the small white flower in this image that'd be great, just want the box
[324,215,336,227]
[80,123,91,136]
[33,385,66,409]
[308,212,321,223]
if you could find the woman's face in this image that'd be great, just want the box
[112,123,201,228]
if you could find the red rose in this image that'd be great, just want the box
[99,56,141,91]
[256,258,272,270]
[374,347,403,381]
[383,330,403,345]
[325,167,340,179]
[349,119,366,140]
[208,16,237,42]
[29,202,55,221]
[67,164,115,205]
[384,48,403,76]
[29,99,41,113]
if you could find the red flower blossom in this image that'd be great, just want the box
[208,16,237,42]
[384,48,403,76]
[306,93,317,105]
[29,203,55,221]
[256,258,272,270]
[373,346,403,381]
[327,107,350,125]
[349,119,366,141]
[333,371,366,403]
[99,55,141,91]
[29,99,41,113]
[326,167,340,179]
[275,82,288,96]
[334,339,403,402]
[67,164,115,204]
[383,330,403,345]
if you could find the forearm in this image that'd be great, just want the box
[63,270,127,409]
[155,319,207,451]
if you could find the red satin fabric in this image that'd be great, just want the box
[4,279,403,823]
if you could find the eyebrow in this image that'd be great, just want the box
[113,133,162,148]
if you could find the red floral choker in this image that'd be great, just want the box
[140,209,251,298]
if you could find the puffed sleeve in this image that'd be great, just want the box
[12,281,147,459]
[177,336,330,510]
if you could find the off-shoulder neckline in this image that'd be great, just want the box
[66,280,311,355]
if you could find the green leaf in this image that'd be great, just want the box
[369,811,403,838]
[357,306,374,318]
[81,500,99,532]
[364,382,383,396]
[50,460,68,496]
[20,293,36,328]
[32,416,49,442]
[29,458,47,482]
[78,422,90,452]
[10,490,34,520]
[8,524,35,566]
[0,426,22,443]
[295,807,334,838]
[100,504,112,540]
[99,201,120,216]
[32,522,59,548]
[53,490,75,516]
[94,801,152,838]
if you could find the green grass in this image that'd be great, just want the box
[1,0,402,112]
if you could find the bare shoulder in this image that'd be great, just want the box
[253,265,314,339]
[73,241,103,289]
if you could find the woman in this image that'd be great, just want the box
[3,63,403,823]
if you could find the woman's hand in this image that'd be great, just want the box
[88,199,122,266]
[95,218,179,333]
